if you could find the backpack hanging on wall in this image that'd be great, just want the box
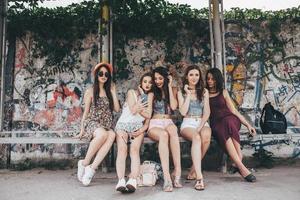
[260,102,287,134]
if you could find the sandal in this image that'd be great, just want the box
[163,180,173,192]
[186,170,196,180]
[194,179,205,191]
[171,174,183,188]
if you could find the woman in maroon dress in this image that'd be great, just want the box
[206,68,256,182]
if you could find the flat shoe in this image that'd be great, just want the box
[244,173,256,182]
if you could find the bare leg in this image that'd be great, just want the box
[148,128,171,182]
[116,131,128,179]
[181,128,202,180]
[82,128,108,166]
[90,130,116,170]
[232,138,243,160]
[225,138,251,177]
[185,126,211,179]
[129,133,144,178]
[166,125,181,178]
[200,127,211,159]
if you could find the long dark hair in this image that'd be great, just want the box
[139,72,152,94]
[182,65,204,102]
[93,64,114,111]
[152,67,170,106]
[205,68,224,93]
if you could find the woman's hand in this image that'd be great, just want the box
[111,83,116,93]
[247,125,257,136]
[184,84,191,95]
[168,75,173,87]
[135,99,148,113]
[73,130,84,140]
[131,129,144,137]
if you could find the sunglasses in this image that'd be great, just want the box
[98,71,109,78]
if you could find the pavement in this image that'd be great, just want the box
[1,163,300,200]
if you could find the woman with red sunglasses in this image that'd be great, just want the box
[74,63,120,186]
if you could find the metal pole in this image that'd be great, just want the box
[208,0,215,68]
[109,8,113,66]
[0,0,8,131]
[220,0,227,88]
[212,0,222,70]
[100,0,110,63]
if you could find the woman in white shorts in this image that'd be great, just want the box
[177,65,211,190]
[115,72,153,193]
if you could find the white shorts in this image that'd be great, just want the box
[180,118,210,131]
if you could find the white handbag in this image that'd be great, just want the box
[137,161,159,187]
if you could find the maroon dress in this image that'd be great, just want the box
[209,91,241,150]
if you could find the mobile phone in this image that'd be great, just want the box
[141,94,148,103]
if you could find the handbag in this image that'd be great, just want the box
[137,161,159,187]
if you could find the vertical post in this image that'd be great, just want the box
[212,0,222,70]
[109,8,113,68]
[0,0,7,131]
[220,0,227,88]
[0,0,8,168]
[99,0,111,63]
[209,0,227,87]
[208,0,215,68]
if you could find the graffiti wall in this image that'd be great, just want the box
[8,33,99,161]
[13,33,99,131]
[224,20,300,129]
[2,19,299,163]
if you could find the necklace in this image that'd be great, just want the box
[209,90,218,94]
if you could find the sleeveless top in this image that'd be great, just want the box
[153,99,171,115]
[209,91,233,123]
[186,98,204,116]
[117,91,145,124]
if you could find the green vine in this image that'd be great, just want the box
[7,0,300,77]
[8,0,100,66]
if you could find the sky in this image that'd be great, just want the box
[38,0,300,11]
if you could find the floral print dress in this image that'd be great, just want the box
[83,96,113,140]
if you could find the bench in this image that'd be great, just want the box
[1,128,300,171]
[0,130,189,169]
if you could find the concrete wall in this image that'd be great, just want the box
[224,20,300,129]
[2,19,300,163]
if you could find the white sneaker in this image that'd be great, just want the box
[116,178,126,193]
[82,166,95,186]
[126,178,137,193]
[77,160,85,182]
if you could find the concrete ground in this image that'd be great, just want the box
[1,164,300,200]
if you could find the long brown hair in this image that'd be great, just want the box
[93,64,114,111]
[182,65,205,102]
[152,67,170,105]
